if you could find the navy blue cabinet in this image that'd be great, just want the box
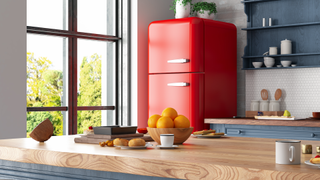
[242,0,320,70]
[211,124,320,140]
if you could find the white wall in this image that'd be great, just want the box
[0,0,27,139]
[131,0,174,127]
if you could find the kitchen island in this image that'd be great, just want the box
[0,136,319,180]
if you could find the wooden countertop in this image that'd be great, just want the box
[0,135,320,179]
[205,118,320,127]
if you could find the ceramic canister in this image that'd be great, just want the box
[269,47,277,55]
[281,39,292,54]
[260,100,269,111]
[251,100,259,111]
[269,100,280,111]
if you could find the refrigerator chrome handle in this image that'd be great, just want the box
[167,82,190,87]
[167,59,190,63]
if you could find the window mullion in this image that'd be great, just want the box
[68,0,78,134]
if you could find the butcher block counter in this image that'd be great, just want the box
[0,136,320,180]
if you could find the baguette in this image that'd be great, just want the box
[193,130,216,135]
[310,158,320,164]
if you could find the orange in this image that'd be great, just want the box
[161,107,178,120]
[156,116,174,128]
[148,114,161,128]
[174,115,190,128]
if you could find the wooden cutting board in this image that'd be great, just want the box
[85,133,144,139]
[74,134,153,144]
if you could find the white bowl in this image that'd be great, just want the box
[252,62,263,68]
[264,57,275,68]
[281,60,292,67]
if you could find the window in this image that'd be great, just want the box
[26,0,130,135]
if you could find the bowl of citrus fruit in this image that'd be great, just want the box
[147,107,193,145]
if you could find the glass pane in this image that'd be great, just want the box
[27,0,68,30]
[78,0,116,35]
[27,111,64,136]
[77,110,100,134]
[27,34,68,108]
[77,39,115,107]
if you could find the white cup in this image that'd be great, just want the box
[160,134,174,147]
[275,140,301,165]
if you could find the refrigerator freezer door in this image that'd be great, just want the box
[148,17,204,74]
[148,73,204,132]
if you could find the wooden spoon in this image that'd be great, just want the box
[261,89,268,100]
[275,89,282,100]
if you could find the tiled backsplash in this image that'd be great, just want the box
[246,68,320,118]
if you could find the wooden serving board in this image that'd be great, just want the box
[74,135,153,144]
[246,111,284,117]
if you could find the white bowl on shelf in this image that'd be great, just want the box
[252,62,263,68]
[264,57,275,68]
[281,60,292,67]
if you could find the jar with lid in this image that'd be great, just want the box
[269,100,280,111]
[251,100,259,111]
[260,100,269,111]
[281,39,292,54]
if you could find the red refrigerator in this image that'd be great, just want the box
[146,17,237,131]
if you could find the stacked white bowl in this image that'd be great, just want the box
[264,57,275,68]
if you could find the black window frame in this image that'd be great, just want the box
[26,0,127,134]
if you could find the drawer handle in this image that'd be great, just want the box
[167,82,190,87]
[167,59,190,63]
[311,133,315,137]
[238,130,242,134]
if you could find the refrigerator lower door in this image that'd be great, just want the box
[149,73,204,132]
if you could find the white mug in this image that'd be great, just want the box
[275,140,301,165]
[160,134,174,147]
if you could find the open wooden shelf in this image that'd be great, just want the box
[242,52,320,59]
[241,0,276,3]
[242,22,320,31]
[242,65,320,70]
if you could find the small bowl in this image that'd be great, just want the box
[312,112,320,118]
[252,62,263,68]
[291,64,297,67]
[29,119,54,142]
[147,127,193,145]
[281,60,292,67]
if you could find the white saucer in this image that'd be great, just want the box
[156,145,178,149]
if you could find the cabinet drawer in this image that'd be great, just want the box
[148,18,204,73]
[226,128,320,140]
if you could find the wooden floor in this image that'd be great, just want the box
[0,135,319,179]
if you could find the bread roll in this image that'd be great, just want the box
[310,158,320,164]
[128,138,146,147]
[113,138,129,146]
